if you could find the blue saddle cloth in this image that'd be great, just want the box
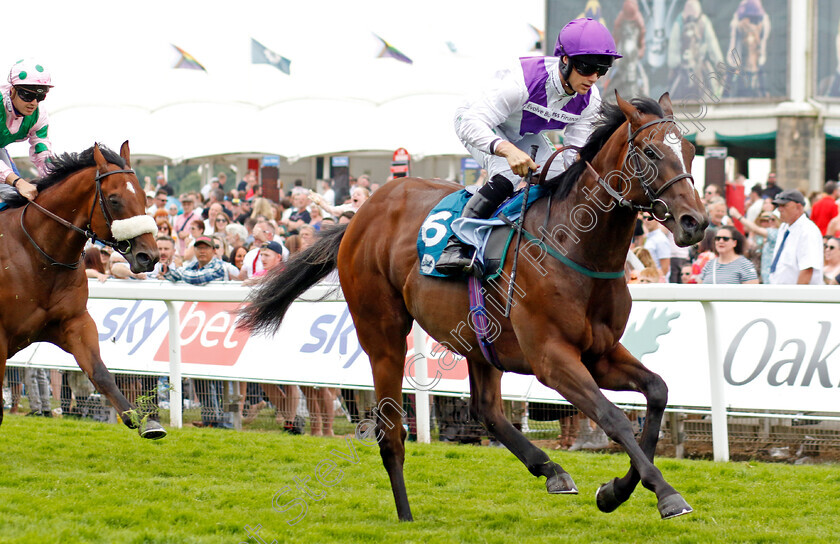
[417,186,549,278]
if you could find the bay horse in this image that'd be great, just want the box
[241,93,708,520]
[0,142,165,439]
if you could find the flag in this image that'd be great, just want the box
[171,44,207,71]
[251,38,291,75]
[373,33,413,64]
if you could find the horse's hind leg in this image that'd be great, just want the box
[591,344,690,518]
[467,361,577,494]
[58,313,166,439]
[350,299,414,521]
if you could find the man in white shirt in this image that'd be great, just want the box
[642,216,671,279]
[768,189,824,285]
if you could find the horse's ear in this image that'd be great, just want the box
[120,140,131,169]
[93,143,108,170]
[658,92,674,117]
[615,90,642,127]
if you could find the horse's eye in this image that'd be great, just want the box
[108,196,122,208]
[644,148,659,160]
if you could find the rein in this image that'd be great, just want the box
[587,117,694,222]
[499,117,694,280]
[496,144,625,280]
[20,168,136,269]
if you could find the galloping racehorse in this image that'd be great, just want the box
[0,142,165,439]
[241,93,708,519]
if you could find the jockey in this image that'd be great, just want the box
[435,17,622,274]
[0,59,54,202]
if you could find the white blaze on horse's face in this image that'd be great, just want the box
[125,181,136,195]
[663,132,687,173]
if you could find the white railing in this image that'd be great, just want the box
[70,281,840,460]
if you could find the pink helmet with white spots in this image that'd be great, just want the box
[8,59,53,87]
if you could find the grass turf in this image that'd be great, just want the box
[1,415,839,543]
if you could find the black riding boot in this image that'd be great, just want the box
[434,175,514,274]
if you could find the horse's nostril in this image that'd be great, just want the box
[136,252,152,270]
[680,215,699,233]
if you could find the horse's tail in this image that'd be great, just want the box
[238,224,347,335]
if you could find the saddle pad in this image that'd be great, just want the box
[417,186,549,278]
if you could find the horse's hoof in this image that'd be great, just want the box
[658,493,693,520]
[546,472,578,494]
[596,478,623,513]
[139,420,167,440]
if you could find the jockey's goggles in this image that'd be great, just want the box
[15,86,48,103]
[571,56,612,77]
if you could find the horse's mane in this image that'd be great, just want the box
[2,145,126,208]
[545,97,665,200]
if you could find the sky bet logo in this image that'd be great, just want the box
[155,302,249,365]
[301,308,365,368]
[301,307,468,379]
[98,300,249,365]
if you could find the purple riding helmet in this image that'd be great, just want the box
[554,18,622,83]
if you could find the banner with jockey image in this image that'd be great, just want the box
[11,291,840,414]
[546,0,788,101]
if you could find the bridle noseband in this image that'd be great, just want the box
[21,168,138,269]
[588,117,695,222]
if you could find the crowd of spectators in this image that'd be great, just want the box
[629,173,834,287]
[74,169,375,432]
[83,169,369,286]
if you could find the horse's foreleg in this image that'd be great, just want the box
[590,344,681,516]
[467,360,577,494]
[536,341,689,519]
[59,313,166,440]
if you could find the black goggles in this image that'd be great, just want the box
[15,86,48,103]
[572,58,611,77]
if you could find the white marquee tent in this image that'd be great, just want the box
[3,0,544,165]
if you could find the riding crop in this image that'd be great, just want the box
[503,145,539,318]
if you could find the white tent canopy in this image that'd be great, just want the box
[3,0,543,164]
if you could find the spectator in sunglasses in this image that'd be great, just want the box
[729,207,780,284]
[696,227,758,284]
[436,17,622,274]
[0,59,54,202]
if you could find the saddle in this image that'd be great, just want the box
[417,185,549,281]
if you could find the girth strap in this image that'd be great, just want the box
[468,275,505,372]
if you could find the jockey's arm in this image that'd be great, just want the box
[0,164,38,201]
[455,65,533,175]
[28,109,53,177]
[493,142,536,178]
[0,110,52,201]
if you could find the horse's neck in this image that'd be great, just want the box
[30,171,95,258]
[541,174,636,273]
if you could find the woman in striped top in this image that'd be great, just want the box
[697,226,759,284]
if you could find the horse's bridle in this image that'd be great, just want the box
[587,117,695,222]
[21,167,139,269]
